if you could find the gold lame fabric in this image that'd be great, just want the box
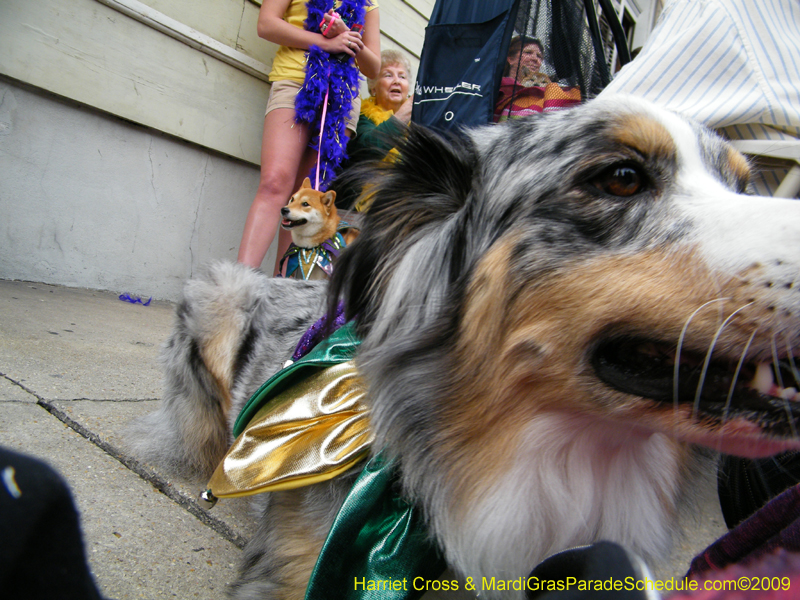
[208,360,372,498]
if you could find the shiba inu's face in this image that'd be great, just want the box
[281,177,338,248]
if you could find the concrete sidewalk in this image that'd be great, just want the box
[0,278,257,599]
[0,277,730,599]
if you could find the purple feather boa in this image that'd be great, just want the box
[295,0,369,191]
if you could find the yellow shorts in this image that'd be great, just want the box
[266,79,361,134]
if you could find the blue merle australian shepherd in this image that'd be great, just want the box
[130,96,800,599]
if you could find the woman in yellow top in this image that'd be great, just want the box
[238,0,380,273]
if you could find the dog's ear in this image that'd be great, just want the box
[302,177,312,190]
[322,190,336,211]
[328,124,477,335]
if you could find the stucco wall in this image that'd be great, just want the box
[0,0,430,300]
[0,79,265,300]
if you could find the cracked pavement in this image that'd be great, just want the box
[0,279,256,599]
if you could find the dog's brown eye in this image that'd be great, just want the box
[593,166,644,197]
[302,202,310,207]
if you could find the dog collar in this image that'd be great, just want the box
[280,223,352,279]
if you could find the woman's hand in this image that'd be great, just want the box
[256,0,361,56]
[257,1,380,77]
[320,10,348,38]
[393,95,413,125]
[322,29,364,58]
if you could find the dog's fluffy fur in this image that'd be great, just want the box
[130,96,800,599]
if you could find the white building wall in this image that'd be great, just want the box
[0,79,260,300]
[0,0,430,300]
[0,0,655,300]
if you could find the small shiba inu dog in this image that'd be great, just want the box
[279,178,359,279]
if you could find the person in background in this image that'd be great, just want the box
[599,0,800,197]
[494,35,581,122]
[506,36,548,84]
[237,0,381,274]
[332,49,414,211]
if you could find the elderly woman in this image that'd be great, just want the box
[332,49,414,210]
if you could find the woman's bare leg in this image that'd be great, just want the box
[271,146,321,275]
[237,108,315,270]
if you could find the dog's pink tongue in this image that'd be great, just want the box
[751,362,800,400]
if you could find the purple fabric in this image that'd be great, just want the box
[291,302,347,361]
[688,483,800,578]
[671,551,800,599]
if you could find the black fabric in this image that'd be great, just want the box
[718,452,800,529]
[525,541,649,600]
[412,0,621,131]
[0,447,104,600]
[523,0,612,98]
[411,3,518,130]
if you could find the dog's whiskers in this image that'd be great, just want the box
[693,303,753,421]
[786,336,800,441]
[674,298,732,417]
[771,335,784,390]
[717,329,758,453]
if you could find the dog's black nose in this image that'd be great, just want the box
[281,207,289,216]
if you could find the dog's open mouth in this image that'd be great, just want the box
[592,337,800,436]
[281,218,307,229]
